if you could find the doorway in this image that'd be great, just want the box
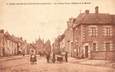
[84,46,88,58]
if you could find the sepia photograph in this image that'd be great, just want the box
[0,0,115,72]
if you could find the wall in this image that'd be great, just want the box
[91,51,115,60]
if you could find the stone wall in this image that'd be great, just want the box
[91,51,115,60]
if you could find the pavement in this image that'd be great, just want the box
[0,56,115,72]
[0,55,115,68]
[0,55,29,62]
[69,57,115,68]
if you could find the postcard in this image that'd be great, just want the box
[0,0,115,72]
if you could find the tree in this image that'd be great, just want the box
[44,40,51,55]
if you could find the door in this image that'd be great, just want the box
[85,46,88,58]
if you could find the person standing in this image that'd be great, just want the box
[44,40,51,63]
[65,52,68,62]
[30,50,37,64]
[46,53,50,63]
[52,53,56,63]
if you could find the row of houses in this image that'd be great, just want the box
[0,29,29,56]
[53,6,115,61]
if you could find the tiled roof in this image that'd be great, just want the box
[4,32,23,43]
[111,15,115,24]
[59,34,65,42]
[73,13,115,27]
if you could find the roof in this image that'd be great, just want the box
[4,32,23,43]
[111,15,115,24]
[59,34,65,42]
[73,13,115,27]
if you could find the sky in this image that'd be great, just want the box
[0,0,115,43]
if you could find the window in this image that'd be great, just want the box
[89,26,98,36]
[104,41,112,51]
[103,26,112,36]
[105,43,110,51]
[93,43,96,51]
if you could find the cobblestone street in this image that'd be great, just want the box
[0,56,115,72]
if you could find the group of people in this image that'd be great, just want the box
[45,52,68,63]
[29,50,68,64]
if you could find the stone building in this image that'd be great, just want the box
[71,6,115,60]
[52,37,60,54]
[0,30,5,56]
[4,32,18,56]
[0,29,26,56]
[59,34,65,52]
[58,18,75,56]
[53,33,72,56]
[19,40,29,55]
[64,19,75,56]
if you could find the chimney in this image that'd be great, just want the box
[85,9,89,14]
[0,29,4,33]
[95,6,99,14]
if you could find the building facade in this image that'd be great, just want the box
[71,6,115,60]
[52,37,60,54]
[0,29,26,56]
[0,30,5,56]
